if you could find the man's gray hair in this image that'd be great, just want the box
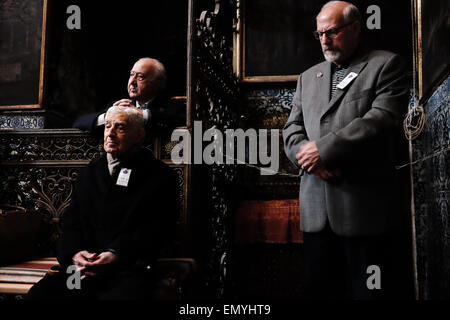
[138,57,167,92]
[105,105,145,129]
[318,1,362,24]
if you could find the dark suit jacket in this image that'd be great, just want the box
[283,49,409,236]
[73,97,166,133]
[58,147,179,270]
[72,94,183,136]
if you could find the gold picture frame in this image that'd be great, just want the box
[0,0,48,110]
[412,0,450,101]
[234,0,322,83]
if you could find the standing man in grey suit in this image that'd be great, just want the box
[283,1,409,299]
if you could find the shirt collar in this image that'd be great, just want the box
[136,97,154,109]
[107,152,119,165]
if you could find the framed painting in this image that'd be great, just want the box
[0,0,48,110]
[234,0,322,83]
[414,0,450,101]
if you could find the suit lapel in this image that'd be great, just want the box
[320,52,369,120]
[315,62,332,119]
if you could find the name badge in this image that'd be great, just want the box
[116,168,132,187]
[336,72,358,89]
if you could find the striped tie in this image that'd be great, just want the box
[331,66,348,98]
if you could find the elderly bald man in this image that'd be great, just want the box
[28,106,179,300]
[283,1,409,299]
[73,57,171,133]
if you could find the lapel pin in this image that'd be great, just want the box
[317,72,323,78]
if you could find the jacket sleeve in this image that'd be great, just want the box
[72,111,103,132]
[282,74,309,172]
[315,54,409,169]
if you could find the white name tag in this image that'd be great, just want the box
[116,168,132,187]
[336,72,358,89]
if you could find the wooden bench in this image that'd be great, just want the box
[0,257,196,299]
[0,257,59,295]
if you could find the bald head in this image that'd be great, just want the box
[317,1,361,25]
[128,57,167,104]
[315,1,361,66]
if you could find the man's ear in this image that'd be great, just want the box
[353,20,361,37]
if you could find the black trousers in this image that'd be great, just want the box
[26,269,153,301]
[302,222,405,300]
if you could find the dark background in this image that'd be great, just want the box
[244,0,413,78]
[43,0,188,127]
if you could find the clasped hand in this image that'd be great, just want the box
[296,141,335,180]
[72,250,118,280]
[113,99,144,116]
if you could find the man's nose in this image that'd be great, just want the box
[320,33,332,44]
[129,76,136,86]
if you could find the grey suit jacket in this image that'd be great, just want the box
[283,50,409,236]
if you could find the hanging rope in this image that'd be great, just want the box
[403,101,426,141]
[403,20,426,142]
[403,95,426,141]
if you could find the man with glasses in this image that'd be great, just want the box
[283,1,409,299]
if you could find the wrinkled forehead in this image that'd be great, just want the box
[131,59,155,76]
[316,6,345,29]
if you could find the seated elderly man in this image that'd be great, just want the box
[27,106,179,300]
[73,57,184,135]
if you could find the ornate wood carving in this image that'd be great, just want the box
[0,130,99,234]
[0,129,187,250]
[0,129,102,163]
[191,0,240,297]
[1,167,79,228]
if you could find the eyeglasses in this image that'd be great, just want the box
[313,21,355,40]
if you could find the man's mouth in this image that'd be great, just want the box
[105,140,118,146]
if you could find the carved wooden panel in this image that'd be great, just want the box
[0,129,188,251]
[0,129,102,163]
[190,0,240,297]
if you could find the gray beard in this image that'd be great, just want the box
[323,50,343,63]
